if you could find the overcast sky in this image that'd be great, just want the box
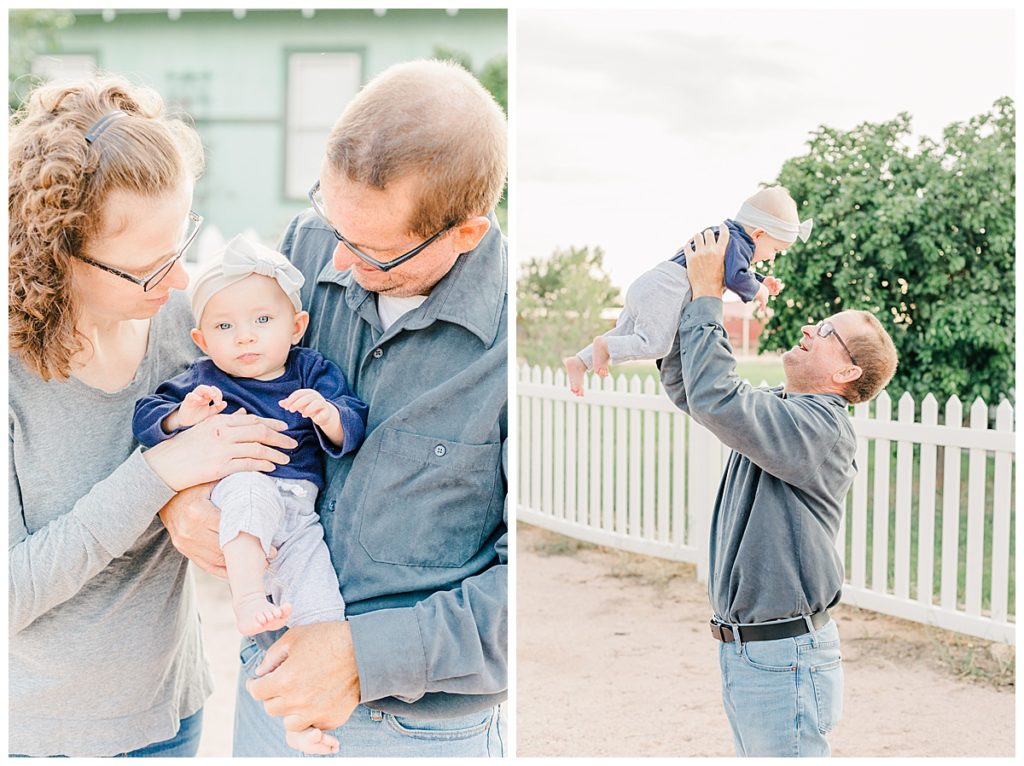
[516,9,1015,291]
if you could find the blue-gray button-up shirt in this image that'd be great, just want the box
[279,209,507,717]
[659,297,856,624]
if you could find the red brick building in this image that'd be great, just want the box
[722,299,767,358]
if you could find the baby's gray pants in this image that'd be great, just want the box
[577,261,692,369]
[213,471,345,627]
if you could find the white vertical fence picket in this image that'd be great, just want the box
[964,398,988,617]
[871,393,892,595]
[517,367,1015,643]
[850,402,870,590]
[553,370,565,522]
[916,395,938,607]
[940,396,963,612]
[990,401,1013,624]
[894,393,915,601]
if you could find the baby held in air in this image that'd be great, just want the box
[564,187,811,395]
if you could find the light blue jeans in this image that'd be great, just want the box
[718,619,844,757]
[232,637,505,757]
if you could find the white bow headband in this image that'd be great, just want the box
[190,234,305,323]
[734,201,813,244]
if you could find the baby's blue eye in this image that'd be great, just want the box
[216,322,231,331]
[256,315,271,324]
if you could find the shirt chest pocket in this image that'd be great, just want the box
[357,427,502,568]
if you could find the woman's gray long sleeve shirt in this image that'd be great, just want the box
[8,292,213,756]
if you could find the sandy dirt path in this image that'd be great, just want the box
[517,524,1015,757]
[193,567,242,757]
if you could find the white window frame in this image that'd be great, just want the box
[284,50,363,200]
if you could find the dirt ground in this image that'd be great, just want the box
[516,523,1016,758]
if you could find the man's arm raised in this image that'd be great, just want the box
[662,225,843,486]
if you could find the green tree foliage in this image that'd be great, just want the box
[9,10,74,111]
[517,246,621,369]
[763,98,1015,404]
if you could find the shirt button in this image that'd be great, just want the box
[434,444,447,457]
[372,348,384,359]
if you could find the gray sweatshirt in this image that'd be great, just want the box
[659,297,857,624]
[8,291,213,756]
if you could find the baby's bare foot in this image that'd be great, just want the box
[563,356,587,397]
[592,336,610,378]
[233,593,292,636]
[286,726,339,755]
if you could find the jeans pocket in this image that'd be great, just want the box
[740,638,799,672]
[810,655,844,734]
[238,638,263,678]
[384,709,493,742]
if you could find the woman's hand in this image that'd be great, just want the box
[143,408,297,491]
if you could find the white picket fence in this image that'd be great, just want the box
[518,365,1016,644]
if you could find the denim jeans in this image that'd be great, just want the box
[718,619,843,757]
[9,708,203,758]
[232,637,505,757]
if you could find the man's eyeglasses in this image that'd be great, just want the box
[308,179,454,272]
[816,320,858,366]
[69,210,203,292]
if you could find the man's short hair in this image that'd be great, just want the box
[325,59,507,237]
[844,312,898,404]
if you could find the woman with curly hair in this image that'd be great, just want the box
[8,75,296,757]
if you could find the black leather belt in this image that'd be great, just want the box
[709,610,831,643]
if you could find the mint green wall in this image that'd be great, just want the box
[54,9,507,244]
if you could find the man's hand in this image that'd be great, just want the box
[279,389,344,447]
[246,621,361,735]
[686,222,729,299]
[158,482,226,578]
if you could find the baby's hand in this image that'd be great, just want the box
[177,385,227,428]
[763,275,784,296]
[280,389,339,430]
[754,284,770,316]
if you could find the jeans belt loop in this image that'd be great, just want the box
[732,623,743,654]
[803,613,818,647]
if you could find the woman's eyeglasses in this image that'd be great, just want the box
[69,210,203,292]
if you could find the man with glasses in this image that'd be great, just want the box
[163,60,507,756]
[659,225,897,757]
